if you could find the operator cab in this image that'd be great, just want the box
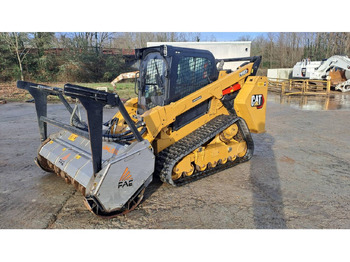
[135,45,218,114]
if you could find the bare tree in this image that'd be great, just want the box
[238,35,252,41]
[266,32,275,68]
[0,32,32,80]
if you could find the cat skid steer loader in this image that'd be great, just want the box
[17,45,268,218]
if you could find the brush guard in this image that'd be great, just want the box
[17,81,155,217]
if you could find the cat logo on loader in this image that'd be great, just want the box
[251,94,264,109]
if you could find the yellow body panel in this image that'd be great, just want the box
[110,62,267,155]
[235,76,268,133]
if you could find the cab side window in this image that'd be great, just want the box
[175,56,212,99]
[140,53,167,110]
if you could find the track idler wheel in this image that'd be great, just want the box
[196,163,207,172]
[219,157,228,165]
[172,159,195,181]
[184,164,195,177]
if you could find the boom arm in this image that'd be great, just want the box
[310,55,350,79]
[141,60,256,140]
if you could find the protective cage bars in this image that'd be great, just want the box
[17,80,143,176]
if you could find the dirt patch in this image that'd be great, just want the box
[0,82,28,102]
[280,156,295,164]
[0,82,79,102]
[0,81,133,102]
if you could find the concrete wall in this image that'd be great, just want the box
[147,41,251,71]
[267,68,293,80]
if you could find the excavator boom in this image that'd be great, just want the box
[293,55,350,92]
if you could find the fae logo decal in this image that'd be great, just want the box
[103,145,118,156]
[251,94,264,109]
[118,167,133,188]
[58,153,71,165]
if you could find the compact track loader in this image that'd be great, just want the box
[18,45,268,217]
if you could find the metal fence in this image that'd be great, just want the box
[268,78,331,95]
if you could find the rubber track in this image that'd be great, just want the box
[155,114,254,186]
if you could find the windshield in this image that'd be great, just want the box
[138,52,168,111]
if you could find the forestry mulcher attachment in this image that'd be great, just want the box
[18,45,267,217]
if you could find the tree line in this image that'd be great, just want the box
[0,32,203,83]
[1,32,349,83]
[251,32,350,70]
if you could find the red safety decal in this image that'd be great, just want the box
[257,95,264,109]
[222,83,241,95]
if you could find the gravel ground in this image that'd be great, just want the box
[1,93,350,229]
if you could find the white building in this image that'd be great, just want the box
[267,68,293,79]
[147,41,251,71]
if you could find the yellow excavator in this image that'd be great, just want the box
[17,45,267,217]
